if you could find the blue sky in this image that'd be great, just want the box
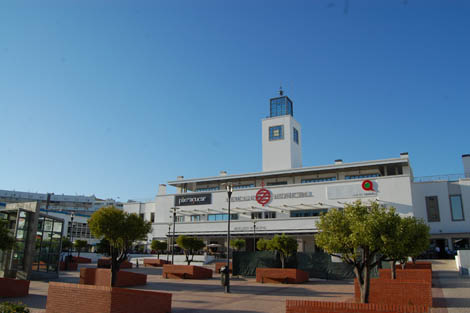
[1,0,469,201]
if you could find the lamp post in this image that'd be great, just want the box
[69,212,75,257]
[253,219,257,252]
[171,207,177,264]
[167,222,172,262]
[225,183,233,293]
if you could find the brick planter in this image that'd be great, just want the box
[163,265,213,279]
[286,300,429,313]
[97,258,132,269]
[80,268,147,287]
[256,268,309,284]
[404,261,432,270]
[215,262,232,273]
[354,278,432,307]
[59,261,78,271]
[46,282,172,313]
[72,256,92,264]
[0,277,30,298]
[144,259,171,267]
[378,268,432,284]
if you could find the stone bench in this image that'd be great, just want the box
[144,259,171,267]
[80,268,146,287]
[0,277,30,298]
[286,300,429,313]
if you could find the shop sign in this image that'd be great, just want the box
[327,181,377,200]
[174,193,212,206]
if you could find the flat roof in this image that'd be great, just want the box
[168,156,409,187]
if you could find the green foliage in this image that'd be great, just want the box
[0,220,16,252]
[88,206,152,286]
[256,238,271,251]
[176,235,205,265]
[151,240,167,258]
[61,237,73,252]
[0,302,30,313]
[96,238,111,256]
[230,238,246,251]
[74,239,88,258]
[315,200,398,303]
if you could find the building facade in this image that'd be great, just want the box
[124,93,470,254]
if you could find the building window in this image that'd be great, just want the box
[190,215,201,222]
[293,128,299,144]
[207,214,238,221]
[290,209,328,217]
[264,211,276,219]
[175,216,185,223]
[425,196,440,222]
[269,125,284,141]
[251,212,263,219]
[450,195,464,221]
[270,96,293,117]
[267,181,287,186]
[301,177,337,183]
[233,184,255,190]
[195,186,220,192]
[345,174,380,180]
[150,213,155,223]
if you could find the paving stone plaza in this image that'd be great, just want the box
[1,259,468,313]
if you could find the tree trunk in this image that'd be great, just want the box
[280,255,285,269]
[391,260,397,279]
[361,264,371,303]
[110,247,120,287]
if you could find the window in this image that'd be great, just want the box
[290,209,328,217]
[270,96,293,117]
[150,213,155,223]
[175,216,185,223]
[293,128,299,144]
[207,214,238,221]
[233,184,255,190]
[264,211,276,219]
[269,125,284,141]
[425,196,440,222]
[190,215,201,222]
[267,181,287,186]
[450,195,464,221]
[195,186,220,192]
[345,174,380,180]
[301,177,337,183]
[251,212,263,219]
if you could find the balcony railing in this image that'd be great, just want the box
[413,173,469,183]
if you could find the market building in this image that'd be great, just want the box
[124,92,470,254]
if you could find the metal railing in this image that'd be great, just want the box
[413,173,469,183]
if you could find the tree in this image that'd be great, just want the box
[89,206,152,286]
[255,235,298,269]
[96,238,111,256]
[61,237,73,252]
[315,200,398,303]
[151,240,167,259]
[256,238,271,251]
[175,235,205,265]
[230,238,246,251]
[381,216,430,279]
[0,220,15,252]
[74,239,88,260]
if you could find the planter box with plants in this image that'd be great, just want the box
[163,265,213,279]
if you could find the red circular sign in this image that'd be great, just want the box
[256,188,271,206]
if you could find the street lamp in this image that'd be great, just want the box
[253,219,257,252]
[171,207,177,264]
[167,222,172,262]
[69,212,75,257]
[225,183,233,293]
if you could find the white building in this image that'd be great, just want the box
[124,92,470,254]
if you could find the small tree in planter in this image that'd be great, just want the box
[151,240,167,259]
[315,200,398,303]
[89,206,152,286]
[61,237,73,253]
[96,238,111,256]
[381,216,430,279]
[0,220,16,252]
[256,238,271,251]
[176,235,205,265]
[256,235,298,269]
[74,239,88,260]
[230,238,246,252]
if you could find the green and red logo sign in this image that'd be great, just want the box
[361,180,375,192]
